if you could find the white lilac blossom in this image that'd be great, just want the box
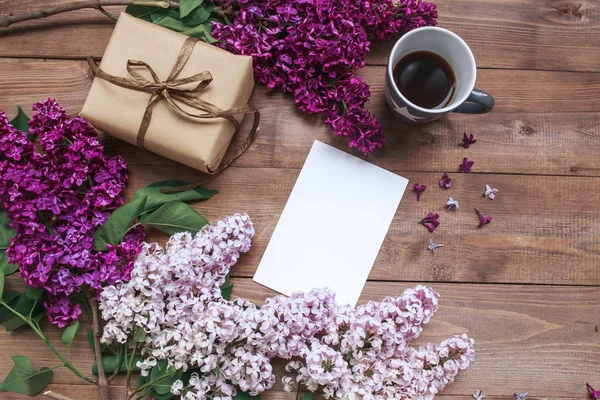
[484,185,498,200]
[473,389,486,399]
[428,239,444,253]
[515,393,528,400]
[447,197,459,211]
[100,213,475,399]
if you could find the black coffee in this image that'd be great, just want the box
[393,51,455,109]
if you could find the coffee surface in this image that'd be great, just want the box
[393,51,455,109]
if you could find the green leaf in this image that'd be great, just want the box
[134,327,146,343]
[4,317,27,332]
[0,356,53,395]
[180,0,204,18]
[0,211,16,248]
[142,201,208,236]
[235,392,261,400]
[182,2,214,25]
[148,361,182,396]
[152,15,189,32]
[0,272,4,300]
[9,106,29,135]
[61,321,81,350]
[152,390,175,400]
[0,294,35,324]
[220,273,233,301]
[151,7,180,21]
[135,180,218,211]
[25,286,44,301]
[183,23,218,43]
[0,253,18,276]
[94,197,147,251]
[125,5,164,22]
[301,394,315,400]
[2,291,19,304]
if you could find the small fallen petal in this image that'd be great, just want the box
[462,133,477,149]
[588,383,600,400]
[447,197,459,211]
[514,393,528,400]
[475,209,492,228]
[472,389,486,400]
[428,238,443,253]
[414,184,427,201]
[484,184,498,200]
[419,212,440,233]
[439,173,452,189]
[460,158,474,173]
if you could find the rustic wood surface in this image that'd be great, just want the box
[1,0,600,399]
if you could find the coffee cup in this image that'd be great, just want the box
[385,27,494,124]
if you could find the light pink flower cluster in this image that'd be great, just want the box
[99,214,474,399]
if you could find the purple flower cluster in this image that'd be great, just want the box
[0,99,145,328]
[211,0,437,154]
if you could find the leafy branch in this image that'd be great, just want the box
[0,1,180,28]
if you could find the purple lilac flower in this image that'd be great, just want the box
[475,209,492,228]
[462,133,476,148]
[413,183,426,201]
[439,173,452,188]
[587,383,600,400]
[460,158,474,173]
[211,0,437,154]
[0,99,145,328]
[419,212,440,232]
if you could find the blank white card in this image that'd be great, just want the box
[253,141,409,306]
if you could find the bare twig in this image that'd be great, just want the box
[44,391,77,400]
[0,0,180,28]
[88,295,110,400]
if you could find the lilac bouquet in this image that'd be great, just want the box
[211,0,438,154]
[0,99,145,328]
[100,213,474,399]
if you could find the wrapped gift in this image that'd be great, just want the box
[81,12,257,174]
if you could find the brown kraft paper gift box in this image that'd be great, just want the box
[81,12,255,173]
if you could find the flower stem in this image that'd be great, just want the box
[0,1,180,28]
[0,300,96,384]
[44,391,77,400]
[88,294,110,400]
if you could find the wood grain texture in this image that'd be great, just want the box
[1,0,600,73]
[0,277,598,398]
[121,164,600,286]
[1,58,600,177]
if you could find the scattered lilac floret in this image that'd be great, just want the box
[413,184,427,201]
[484,184,498,200]
[439,173,452,189]
[462,133,477,149]
[447,197,459,211]
[514,393,528,400]
[588,383,600,400]
[472,389,486,400]
[475,209,492,228]
[460,158,474,173]
[428,238,443,253]
[419,212,440,232]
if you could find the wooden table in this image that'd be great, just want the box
[1,1,599,399]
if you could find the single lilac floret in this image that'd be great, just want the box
[447,197,459,211]
[514,393,528,400]
[419,212,440,232]
[428,238,443,253]
[484,184,498,200]
[473,389,486,400]
[475,209,492,228]
[413,183,426,201]
[462,133,477,149]
[439,173,452,189]
[460,158,474,173]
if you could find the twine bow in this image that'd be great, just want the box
[87,37,260,193]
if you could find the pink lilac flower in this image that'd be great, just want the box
[101,214,474,399]
[462,133,476,148]
[419,212,440,232]
[414,183,426,201]
[475,209,492,228]
[439,173,452,189]
[0,99,145,327]
[211,0,437,154]
[460,158,474,173]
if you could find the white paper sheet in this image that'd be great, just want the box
[253,141,409,306]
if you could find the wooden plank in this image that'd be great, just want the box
[121,164,600,286]
[1,58,600,177]
[1,0,600,73]
[0,277,597,398]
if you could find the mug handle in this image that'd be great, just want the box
[453,89,494,114]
